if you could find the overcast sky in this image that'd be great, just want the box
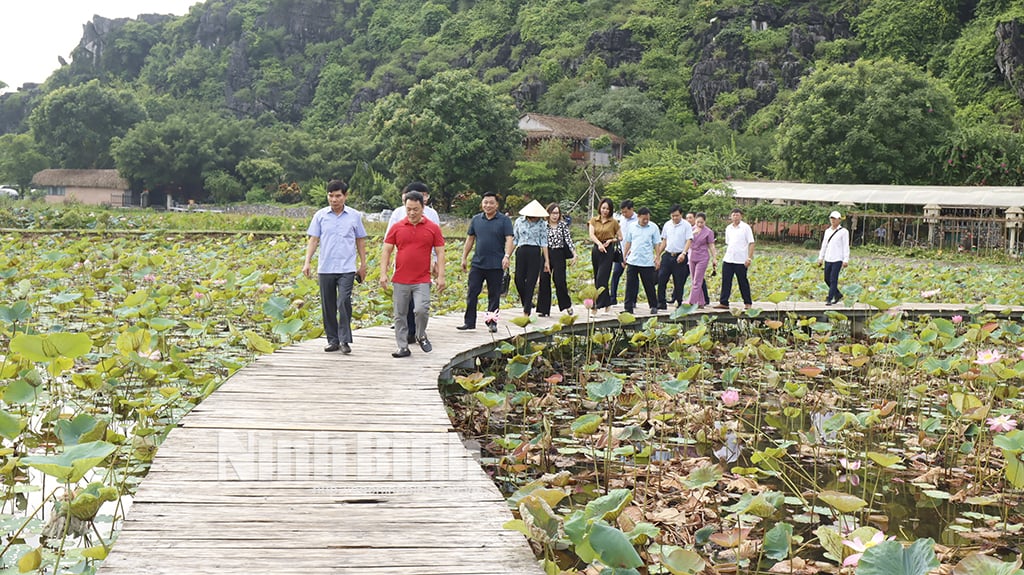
[0,0,200,93]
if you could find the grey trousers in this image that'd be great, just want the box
[393,282,430,349]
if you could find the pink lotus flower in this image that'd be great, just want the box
[842,531,893,567]
[192,291,204,300]
[721,390,739,406]
[951,315,963,324]
[483,310,500,324]
[987,415,1018,433]
[839,458,861,471]
[920,289,941,298]
[975,349,1003,365]
[838,457,861,486]
[143,274,157,283]
[1018,346,1024,360]
[583,298,594,309]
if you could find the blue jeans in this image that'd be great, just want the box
[824,261,843,302]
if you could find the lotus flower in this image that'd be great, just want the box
[583,298,594,309]
[920,289,941,298]
[143,274,157,283]
[721,389,739,407]
[842,531,893,567]
[987,414,1018,433]
[951,315,963,324]
[483,310,500,324]
[838,457,862,485]
[975,349,1003,365]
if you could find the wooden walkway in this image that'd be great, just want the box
[100,301,1022,574]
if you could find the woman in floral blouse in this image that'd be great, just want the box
[512,200,551,316]
[537,202,575,316]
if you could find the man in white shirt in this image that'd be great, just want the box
[610,199,637,305]
[715,208,755,309]
[817,210,850,305]
[656,204,693,309]
[386,182,441,342]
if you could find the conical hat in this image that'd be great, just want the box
[519,199,549,218]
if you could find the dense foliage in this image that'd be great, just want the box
[2,0,1024,204]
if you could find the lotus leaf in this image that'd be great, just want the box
[55,414,106,446]
[68,482,118,520]
[856,538,938,575]
[818,490,867,513]
[10,332,92,362]
[0,301,31,324]
[18,547,41,572]
[588,520,643,568]
[682,465,722,489]
[0,410,26,440]
[571,413,603,436]
[585,489,633,521]
[659,546,706,574]
[20,440,117,483]
[952,553,1024,575]
[587,374,623,401]
[764,521,793,560]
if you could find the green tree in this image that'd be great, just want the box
[605,166,697,222]
[112,112,256,202]
[510,161,560,203]
[369,69,521,210]
[0,134,50,188]
[773,58,955,184]
[564,85,666,147]
[29,80,146,169]
[854,0,960,66]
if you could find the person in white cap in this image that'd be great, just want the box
[512,199,550,316]
[818,210,850,305]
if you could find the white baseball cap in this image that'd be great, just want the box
[829,211,842,219]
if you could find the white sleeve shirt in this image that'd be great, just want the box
[819,226,850,263]
[723,221,755,264]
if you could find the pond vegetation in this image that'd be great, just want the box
[444,292,1024,574]
[1,214,1023,573]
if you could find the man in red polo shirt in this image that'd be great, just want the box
[380,191,446,358]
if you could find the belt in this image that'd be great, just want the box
[667,251,682,257]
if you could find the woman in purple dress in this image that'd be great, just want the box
[686,212,718,307]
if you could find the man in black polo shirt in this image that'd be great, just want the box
[459,192,514,332]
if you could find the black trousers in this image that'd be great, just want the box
[464,266,503,327]
[824,261,843,302]
[657,252,690,307]
[624,265,658,312]
[319,272,355,345]
[719,262,752,305]
[591,245,616,309]
[514,245,543,315]
[611,261,625,303]
[538,247,572,314]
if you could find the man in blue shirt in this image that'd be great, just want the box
[610,199,637,305]
[459,192,514,332]
[622,207,662,315]
[303,180,368,353]
[657,204,694,309]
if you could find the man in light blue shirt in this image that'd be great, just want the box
[303,179,368,354]
[657,204,694,309]
[610,199,637,305]
[622,207,662,315]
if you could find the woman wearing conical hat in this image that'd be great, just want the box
[512,199,550,317]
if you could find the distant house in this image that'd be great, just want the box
[31,169,135,206]
[518,113,625,166]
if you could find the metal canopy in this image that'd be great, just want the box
[728,181,1024,208]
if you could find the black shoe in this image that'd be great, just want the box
[650,308,659,315]
[488,323,498,333]
[418,337,432,353]
[340,343,351,354]
[392,348,411,358]
[624,308,634,314]
[324,343,340,352]
[658,304,668,310]
[825,300,834,306]
[538,313,549,317]
[456,324,475,330]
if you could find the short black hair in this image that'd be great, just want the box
[669,204,683,215]
[402,181,430,195]
[327,180,348,193]
[637,207,651,216]
[404,191,425,205]
[695,212,707,220]
[731,207,743,215]
[619,199,634,210]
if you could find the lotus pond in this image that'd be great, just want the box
[445,298,1024,574]
[0,223,1023,574]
